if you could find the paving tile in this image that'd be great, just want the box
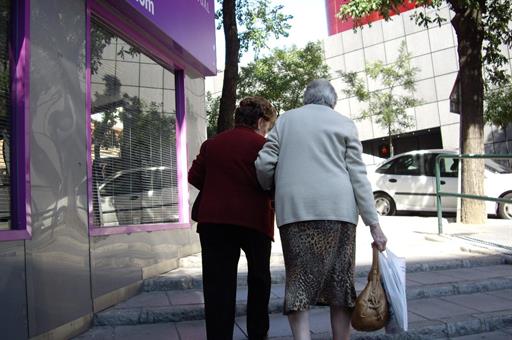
[167,289,204,305]
[406,278,424,288]
[407,271,460,285]
[114,324,179,340]
[406,319,448,339]
[309,309,332,334]
[268,314,293,338]
[114,292,170,309]
[441,293,512,313]
[176,320,207,340]
[233,324,248,340]
[502,327,512,335]
[408,310,429,323]
[236,314,293,338]
[450,330,512,339]
[74,326,115,339]
[408,297,479,319]
[473,265,512,277]
[441,268,503,281]
[236,287,249,302]
[354,277,367,292]
[271,284,285,299]
[177,319,247,340]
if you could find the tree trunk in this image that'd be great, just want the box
[451,3,487,224]
[388,126,394,157]
[217,0,239,134]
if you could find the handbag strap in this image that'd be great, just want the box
[370,247,380,280]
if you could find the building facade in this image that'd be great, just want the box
[324,0,512,158]
[0,0,213,338]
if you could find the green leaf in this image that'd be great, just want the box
[237,42,330,113]
[338,40,422,137]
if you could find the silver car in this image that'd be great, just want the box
[368,150,512,219]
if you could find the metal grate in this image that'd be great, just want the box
[453,234,512,255]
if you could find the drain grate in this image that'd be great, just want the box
[453,234,512,255]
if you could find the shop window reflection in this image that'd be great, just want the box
[90,19,178,227]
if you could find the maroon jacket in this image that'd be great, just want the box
[188,127,274,239]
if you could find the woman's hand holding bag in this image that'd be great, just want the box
[351,246,389,332]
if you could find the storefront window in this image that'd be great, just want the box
[0,0,12,231]
[90,19,179,227]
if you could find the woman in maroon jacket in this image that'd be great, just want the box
[188,97,277,340]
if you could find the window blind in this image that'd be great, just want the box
[0,0,11,230]
[90,19,179,227]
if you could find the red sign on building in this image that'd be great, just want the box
[325,0,417,35]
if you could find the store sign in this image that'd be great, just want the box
[132,0,155,15]
[125,0,216,74]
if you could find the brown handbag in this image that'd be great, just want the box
[351,247,389,332]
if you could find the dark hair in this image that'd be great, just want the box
[235,96,277,129]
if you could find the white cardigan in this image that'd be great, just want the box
[255,104,379,227]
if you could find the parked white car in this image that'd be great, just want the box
[367,150,512,219]
[97,166,179,226]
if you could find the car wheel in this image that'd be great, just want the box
[374,193,396,216]
[498,193,512,220]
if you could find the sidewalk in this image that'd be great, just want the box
[348,215,510,267]
[76,216,512,340]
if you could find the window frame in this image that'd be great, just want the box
[378,154,424,176]
[86,0,190,237]
[0,0,31,242]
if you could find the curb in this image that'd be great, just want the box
[144,256,509,292]
[407,276,512,300]
[307,309,512,340]
[98,277,512,326]
[94,298,284,326]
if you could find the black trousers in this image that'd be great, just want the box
[198,223,272,340]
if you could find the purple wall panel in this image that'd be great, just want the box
[175,70,190,224]
[0,0,31,241]
[97,0,217,75]
[124,0,217,74]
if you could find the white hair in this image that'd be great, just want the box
[303,79,338,109]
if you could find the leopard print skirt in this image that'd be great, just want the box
[280,220,357,315]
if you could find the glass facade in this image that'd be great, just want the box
[0,0,11,230]
[90,19,179,227]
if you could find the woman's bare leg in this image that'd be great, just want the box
[287,310,311,340]
[330,306,351,340]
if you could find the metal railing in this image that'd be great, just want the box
[435,154,512,234]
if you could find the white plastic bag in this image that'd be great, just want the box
[378,249,407,333]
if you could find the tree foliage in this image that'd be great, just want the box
[206,91,220,138]
[340,41,421,156]
[238,42,329,113]
[215,0,292,134]
[224,0,293,57]
[485,84,512,130]
[337,0,512,224]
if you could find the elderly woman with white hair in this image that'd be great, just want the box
[255,79,387,340]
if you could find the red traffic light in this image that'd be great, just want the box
[378,144,390,158]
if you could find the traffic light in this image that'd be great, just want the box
[378,143,390,158]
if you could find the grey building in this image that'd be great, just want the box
[323,2,512,158]
[0,0,213,338]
